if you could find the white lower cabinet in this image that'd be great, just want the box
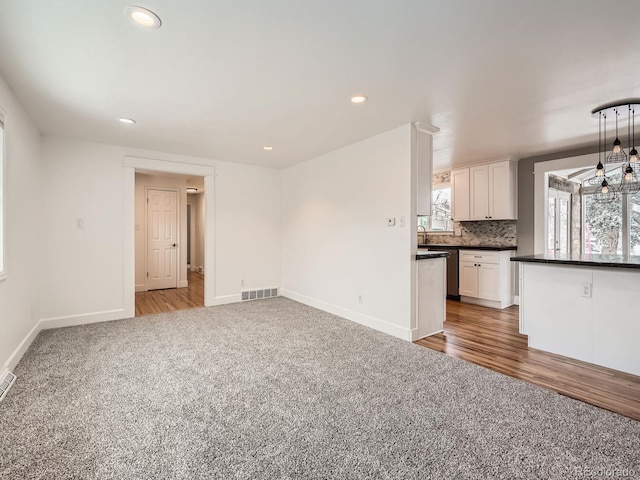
[459,261,478,297]
[459,250,513,309]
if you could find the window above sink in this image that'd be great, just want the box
[419,184,453,232]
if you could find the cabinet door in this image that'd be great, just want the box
[489,161,516,220]
[477,263,500,301]
[459,261,478,297]
[469,165,489,220]
[451,168,470,221]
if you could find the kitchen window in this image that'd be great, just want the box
[428,185,453,231]
[582,187,640,256]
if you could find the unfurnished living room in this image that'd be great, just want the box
[1,2,640,479]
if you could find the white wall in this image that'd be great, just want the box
[0,75,42,372]
[38,136,281,325]
[281,124,414,340]
[212,160,281,298]
[135,173,189,290]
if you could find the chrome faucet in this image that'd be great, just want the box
[417,225,428,245]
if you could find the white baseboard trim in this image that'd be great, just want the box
[460,296,513,310]
[207,294,242,306]
[39,308,129,330]
[513,295,520,306]
[281,289,411,341]
[135,284,147,292]
[410,328,444,342]
[179,280,188,288]
[3,320,42,373]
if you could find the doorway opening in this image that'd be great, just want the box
[134,171,206,316]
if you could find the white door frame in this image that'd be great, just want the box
[547,188,571,255]
[534,153,598,254]
[123,155,216,318]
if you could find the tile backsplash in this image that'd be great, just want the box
[423,220,517,246]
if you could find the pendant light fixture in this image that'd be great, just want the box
[588,99,640,199]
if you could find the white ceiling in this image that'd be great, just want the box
[1,0,639,171]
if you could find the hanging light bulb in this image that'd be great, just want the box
[590,100,640,198]
[613,137,622,153]
[613,108,622,153]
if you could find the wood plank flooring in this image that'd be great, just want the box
[135,271,204,316]
[416,300,640,422]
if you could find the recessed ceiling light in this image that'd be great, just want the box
[263,146,274,151]
[349,94,368,104]
[118,117,136,124]
[125,6,162,29]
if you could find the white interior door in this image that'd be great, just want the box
[147,189,178,290]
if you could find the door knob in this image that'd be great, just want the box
[171,243,177,247]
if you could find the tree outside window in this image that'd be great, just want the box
[583,190,640,255]
[430,186,452,231]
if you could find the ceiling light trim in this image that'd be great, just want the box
[125,6,162,29]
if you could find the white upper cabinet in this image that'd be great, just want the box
[415,126,433,216]
[488,160,517,220]
[469,165,490,220]
[453,159,517,221]
[451,168,470,221]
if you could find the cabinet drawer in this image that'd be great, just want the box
[460,251,499,264]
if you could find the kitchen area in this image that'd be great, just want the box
[414,147,640,421]
[416,158,519,322]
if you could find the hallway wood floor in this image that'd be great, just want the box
[135,271,204,316]
[416,300,640,421]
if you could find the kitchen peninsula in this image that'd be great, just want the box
[512,253,640,376]
[414,251,448,341]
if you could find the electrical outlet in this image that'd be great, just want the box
[387,217,396,226]
[358,294,363,304]
[399,216,405,227]
[581,283,592,298]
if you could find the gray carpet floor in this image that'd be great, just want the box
[1,298,639,479]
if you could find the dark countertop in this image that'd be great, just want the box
[415,251,450,261]
[511,253,640,270]
[418,244,517,251]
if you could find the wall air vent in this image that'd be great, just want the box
[0,371,17,402]
[241,288,278,301]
